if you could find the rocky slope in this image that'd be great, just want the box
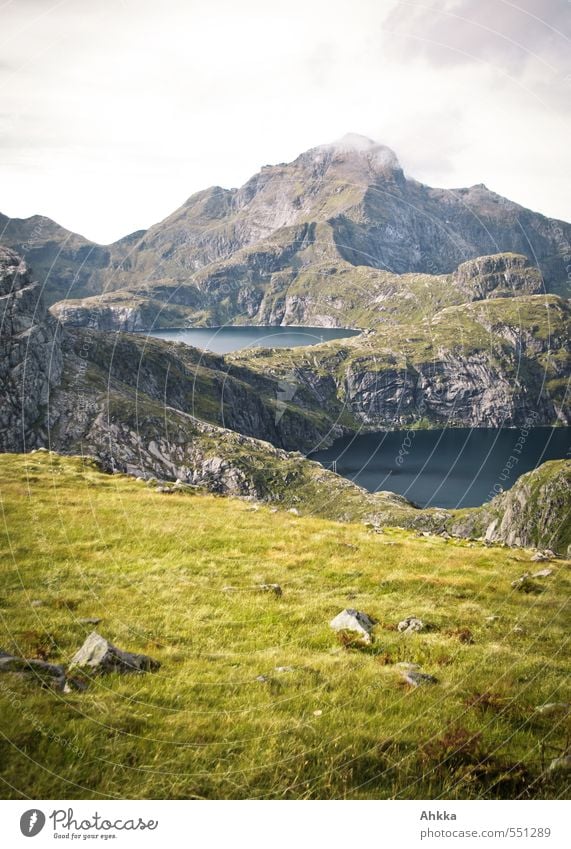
[235,287,571,429]
[3,135,571,321]
[451,460,571,555]
[0,213,134,305]
[1,246,569,548]
[0,246,63,451]
[0,245,416,522]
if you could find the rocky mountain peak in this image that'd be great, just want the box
[294,133,404,185]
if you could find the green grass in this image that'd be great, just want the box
[0,453,569,799]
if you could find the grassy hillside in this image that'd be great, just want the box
[0,453,569,799]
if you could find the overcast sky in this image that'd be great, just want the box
[1,0,569,243]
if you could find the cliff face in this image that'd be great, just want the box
[0,247,63,451]
[453,253,545,300]
[0,248,361,512]
[451,460,571,555]
[236,289,571,430]
[1,248,569,546]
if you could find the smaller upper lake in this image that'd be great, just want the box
[311,427,571,509]
[148,325,359,354]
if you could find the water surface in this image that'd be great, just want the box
[148,325,359,354]
[311,427,571,508]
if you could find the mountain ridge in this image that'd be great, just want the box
[1,135,570,316]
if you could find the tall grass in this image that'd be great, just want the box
[0,453,569,799]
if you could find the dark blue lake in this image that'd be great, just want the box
[311,427,571,509]
[148,325,359,354]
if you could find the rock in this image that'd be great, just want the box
[535,703,570,716]
[397,616,425,634]
[329,609,376,643]
[451,463,571,555]
[288,508,300,515]
[257,583,282,597]
[30,600,43,608]
[69,631,160,674]
[78,617,102,625]
[402,669,438,687]
[511,573,541,592]
[63,677,89,693]
[274,666,294,673]
[0,655,66,689]
[485,615,500,622]
[0,247,63,453]
[255,675,268,683]
[531,568,554,578]
[549,755,571,772]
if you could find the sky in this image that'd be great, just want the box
[0,0,569,244]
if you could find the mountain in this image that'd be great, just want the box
[2,135,571,322]
[2,244,570,554]
[0,245,419,524]
[0,211,143,305]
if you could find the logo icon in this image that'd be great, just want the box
[20,810,46,837]
[275,372,300,424]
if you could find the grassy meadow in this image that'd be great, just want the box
[0,452,569,799]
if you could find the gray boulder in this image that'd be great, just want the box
[531,568,554,578]
[549,755,571,772]
[402,668,438,687]
[330,609,376,643]
[69,631,160,674]
[397,616,425,634]
[0,654,66,689]
[511,573,542,592]
[257,583,282,597]
[535,703,570,716]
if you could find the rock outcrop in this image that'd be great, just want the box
[451,460,571,555]
[237,292,570,429]
[0,247,63,451]
[329,609,376,643]
[69,632,160,674]
[453,253,544,300]
[0,246,569,548]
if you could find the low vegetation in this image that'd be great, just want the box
[1,453,569,799]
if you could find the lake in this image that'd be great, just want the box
[148,325,360,354]
[310,427,571,509]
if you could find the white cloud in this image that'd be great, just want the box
[0,0,569,243]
